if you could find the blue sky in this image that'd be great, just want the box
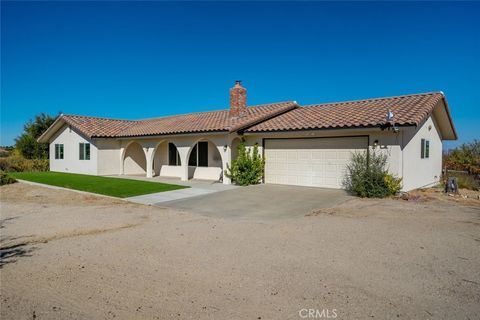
[1,1,479,148]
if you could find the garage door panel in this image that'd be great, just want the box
[264,137,367,189]
[312,163,324,172]
[324,151,338,160]
[311,151,324,161]
[338,151,351,160]
[298,176,313,186]
[298,151,311,161]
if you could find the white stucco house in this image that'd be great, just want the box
[38,81,457,191]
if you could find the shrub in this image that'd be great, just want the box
[0,154,49,172]
[225,143,264,186]
[384,173,403,195]
[0,147,12,158]
[344,151,402,198]
[0,170,17,186]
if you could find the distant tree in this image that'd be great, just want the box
[444,140,480,174]
[15,113,59,159]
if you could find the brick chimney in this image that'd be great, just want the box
[229,80,247,117]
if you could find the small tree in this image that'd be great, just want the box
[14,113,58,159]
[344,151,402,198]
[225,142,265,186]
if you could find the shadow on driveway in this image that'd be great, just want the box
[156,184,352,220]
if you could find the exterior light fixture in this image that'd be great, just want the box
[373,140,379,148]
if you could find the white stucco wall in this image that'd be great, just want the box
[96,139,121,175]
[49,125,98,175]
[368,131,403,178]
[123,142,147,175]
[401,116,442,191]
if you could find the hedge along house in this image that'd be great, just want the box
[38,81,457,191]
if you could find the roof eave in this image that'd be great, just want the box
[37,115,66,143]
[113,129,230,140]
[438,92,458,140]
[244,123,417,134]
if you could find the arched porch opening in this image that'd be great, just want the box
[123,142,147,175]
[152,141,182,178]
[186,139,224,181]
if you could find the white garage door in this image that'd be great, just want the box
[264,136,368,189]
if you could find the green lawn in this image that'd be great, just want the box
[10,171,188,198]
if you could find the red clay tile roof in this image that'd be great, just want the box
[39,92,453,142]
[61,115,137,138]
[245,92,444,132]
[115,101,297,137]
[52,102,297,139]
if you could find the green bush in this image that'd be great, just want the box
[344,151,402,198]
[0,154,49,172]
[225,142,264,186]
[0,170,17,186]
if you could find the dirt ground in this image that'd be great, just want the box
[1,183,479,320]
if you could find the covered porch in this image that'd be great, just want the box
[119,134,240,185]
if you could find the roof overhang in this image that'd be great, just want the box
[432,92,457,140]
[37,116,67,143]
[114,130,230,140]
[242,124,416,135]
[36,94,457,143]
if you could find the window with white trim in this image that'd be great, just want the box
[421,139,430,159]
[55,144,64,159]
[79,143,90,160]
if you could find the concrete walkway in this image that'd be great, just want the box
[126,187,221,205]
[114,175,238,205]
[108,174,237,191]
